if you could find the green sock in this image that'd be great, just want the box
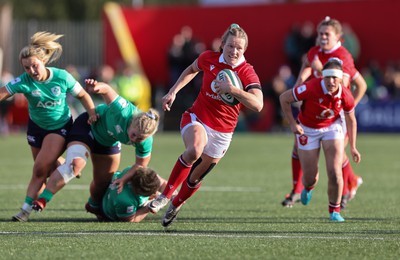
[88,197,100,208]
[24,196,34,205]
[39,189,54,203]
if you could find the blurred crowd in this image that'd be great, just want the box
[1,23,400,135]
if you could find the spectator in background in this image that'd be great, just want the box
[0,70,14,135]
[164,26,205,130]
[342,23,360,62]
[115,64,152,111]
[168,33,186,86]
[284,21,316,76]
[382,62,400,99]
[95,64,117,104]
[181,26,200,68]
[255,65,296,132]
[6,93,29,132]
[211,37,222,52]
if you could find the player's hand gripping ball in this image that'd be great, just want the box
[212,69,243,106]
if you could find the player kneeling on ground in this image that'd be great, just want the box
[96,166,164,222]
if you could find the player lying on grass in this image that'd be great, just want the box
[97,166,170,222]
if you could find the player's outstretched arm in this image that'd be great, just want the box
[85,79,118,105]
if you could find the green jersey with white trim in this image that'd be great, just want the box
[91,96,153,157]
[5,67,81,130]
[102,167,149,221]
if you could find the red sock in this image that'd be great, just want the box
[342,159,350,196]
[162,155,192,199]
[304,186,315,192]
[347,163,358,187]
[172,180,202,208]
[329,203,341,213]
[292,156,304,194]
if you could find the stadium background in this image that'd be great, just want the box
[0,0,398,132]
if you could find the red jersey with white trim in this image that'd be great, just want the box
[307,43,360,82]
[293,78,355,129]
[189,50,260,132]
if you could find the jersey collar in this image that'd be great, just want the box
[218,53,246,68]
[42,67,54,84]
[321,79,342,98]
[320,41,341,54]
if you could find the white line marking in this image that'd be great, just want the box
[0,231,391,240]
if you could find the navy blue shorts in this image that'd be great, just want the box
[68,113,121,155]
[27,117,73,148]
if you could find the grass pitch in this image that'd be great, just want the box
[0,132,399,259]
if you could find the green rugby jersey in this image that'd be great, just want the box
[91,96,153,157]
[102,167,149,221]
[5,67,81,130]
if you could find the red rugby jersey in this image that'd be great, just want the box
[189,50,260,132]
[293,77,355,129]
[307,42,360,83]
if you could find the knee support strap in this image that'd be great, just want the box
[187,158,216,188]
[58,144,89,183]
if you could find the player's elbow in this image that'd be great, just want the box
[254,101,264,112]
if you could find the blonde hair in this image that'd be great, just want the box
[131,108,160,137]
[19,31,63,65]
[220,23,248,52]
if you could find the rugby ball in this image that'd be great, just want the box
[215,69,243,106]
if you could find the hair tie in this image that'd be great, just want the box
[145,111,155,120]
[230,23,240,29]
[328,57,343,65]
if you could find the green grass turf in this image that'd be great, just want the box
[0,132,399,259]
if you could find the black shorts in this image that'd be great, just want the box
[27,117,73,148]
[68,113,121,155]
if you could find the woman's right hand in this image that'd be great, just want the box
[162,92,176,111]
[291,122,304,135]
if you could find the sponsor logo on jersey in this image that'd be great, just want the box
[36,99,62,108]
[317,109,335,119]
[51,86,61,96]
[32,90,41,97]
[115,125,123,134]
[118,98,128,108]
[11,77,22,85]
[205,91,221,101]
[297,85,307,94]
[127,206,134,213]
